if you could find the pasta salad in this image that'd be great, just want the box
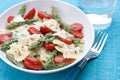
[0,5,84,70]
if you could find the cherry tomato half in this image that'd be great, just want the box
[38,11,53,19]
[7,16,14,23]
[24,8,36,20]
[28,27,40,34]
[0,34,12,44]
[59,38,73,44]
[54,55,74,64]
[40,26,51,35]
[54,55,64,64]
[71,31,83,39]
[64,58,74,64]
[24,57,43,70]
[44,43,55,51]
[71,23,83,32]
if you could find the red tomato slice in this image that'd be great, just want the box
[59,38,73,44]
[40,26,51,34]
[64,58,74,64]
[71,23,83,32]
[24,57,43,70]
[71,31,83,39]
[44,43,55,51]
[54,55,64,64]
[73,32,83,39]
[54,55,74,64]
[24,8,36,20]
[0,34,12,44]
[7,16,14,23]
[38,11,53,19]
[28,27,40,34]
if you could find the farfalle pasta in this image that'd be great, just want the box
[0,5,84,70]
[6,43,30,62]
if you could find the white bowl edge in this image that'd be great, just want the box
[0,0,95,74]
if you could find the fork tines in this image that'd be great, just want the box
[92,31,108,52]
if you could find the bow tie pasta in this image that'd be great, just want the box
[0,5,84,70]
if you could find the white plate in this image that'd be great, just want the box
[0,0,94,74]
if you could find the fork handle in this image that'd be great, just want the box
[64,67,81,80]
[64,58,88,80]
[78,58,88,70]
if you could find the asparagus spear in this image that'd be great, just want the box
[52,7,71,32]
[43,50,56,69]
[28,34,55,50]
[28,39,44,50]
[18,5,26,17]
[6,53,24,68]
[43,50,67,70]
[51,7,61,21]
[44,63,67,70]
[1,38,18,51]
[6,19,39,29]
[45,37,56,43]
[73,38,84,44]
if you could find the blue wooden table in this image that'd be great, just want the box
[0,0,120,80]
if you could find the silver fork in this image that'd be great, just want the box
[64,31,108,80]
